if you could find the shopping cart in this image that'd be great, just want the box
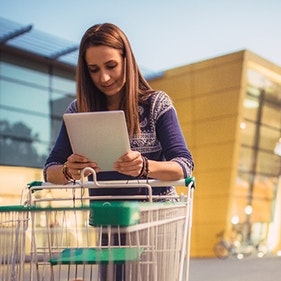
[24,167,196,281]
[0,205,29,281]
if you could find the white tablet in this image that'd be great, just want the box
[63,111,130,171]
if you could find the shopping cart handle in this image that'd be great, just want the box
[26,176,196,189]
[27,181,43,190]
[185,177,196,189]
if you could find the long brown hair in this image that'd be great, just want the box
[76,23,153,137]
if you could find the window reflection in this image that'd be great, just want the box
[240,120,256,147]
[0,56,75,168]
[51,71,75,93]
[2,56,49,86]
[234,68,281,243]
[238,147,254,172]
[256,151,279,175]
[1,80,49,114]
[259,126,280,151]
[243,94,259,121]
[262,104,281,129]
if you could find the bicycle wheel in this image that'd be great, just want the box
[213,242,230,259]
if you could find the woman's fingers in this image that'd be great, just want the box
[66,154,100,178]
[114,151,143,176]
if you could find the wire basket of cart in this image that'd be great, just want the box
[23,167,196,281]
[0,205,29,281]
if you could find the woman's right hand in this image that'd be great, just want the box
[65,154,100,180]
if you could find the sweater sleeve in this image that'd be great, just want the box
[154,92,194,178]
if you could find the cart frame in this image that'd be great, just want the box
[4,167,195,281]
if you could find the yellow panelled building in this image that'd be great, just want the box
[148,50,281,257]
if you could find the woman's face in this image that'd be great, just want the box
[85,45,126,99]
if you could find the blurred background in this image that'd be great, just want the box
[1,0,281,71]
[0,0,281,258]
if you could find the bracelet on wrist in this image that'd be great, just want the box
[142,156,150,178]
[62,162,75,182]
[137,158,145,178]
[137,156,150,178]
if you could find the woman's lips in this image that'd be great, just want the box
[101,83,115,90]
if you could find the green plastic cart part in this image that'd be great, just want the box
[89,201,140,227]
[49,247,144,265]
[0,205,29,212]
[27,181,43,187]
[185,177,196,188]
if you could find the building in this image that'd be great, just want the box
[149,50,281,257]
[0,17,77,204]
[1,17,281,257]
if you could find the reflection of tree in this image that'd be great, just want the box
[0,120,47,168]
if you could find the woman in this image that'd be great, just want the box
[44,23,194,280]
[43,23,194,197]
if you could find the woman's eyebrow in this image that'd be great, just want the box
[88,59,116,66]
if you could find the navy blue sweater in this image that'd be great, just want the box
[44,91,194,197]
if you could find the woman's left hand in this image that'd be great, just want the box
[114,151,143,177]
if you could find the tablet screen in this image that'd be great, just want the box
[63,111,130,171]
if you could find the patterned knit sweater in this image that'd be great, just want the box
[44,90,193,196]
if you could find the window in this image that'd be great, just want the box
[0,54,75,168]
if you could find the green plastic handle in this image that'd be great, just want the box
[185,177,196,188]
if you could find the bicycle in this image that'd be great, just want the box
[213,230,268,259]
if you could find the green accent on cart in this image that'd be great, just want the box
[49,247,144,265]
[27,180,43,187]
[89,201,140,226]
[185,177,196,188]
[0,205,29,211]
[27,180,43,192]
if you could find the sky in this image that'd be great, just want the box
[1,0,281,72]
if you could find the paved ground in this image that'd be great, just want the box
[189,255,281,281]
[8,254,280,280]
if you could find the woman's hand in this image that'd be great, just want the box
[65,154,100,180]
[114,151,143,177]
[45,154,99,184]
[114,151,185,181]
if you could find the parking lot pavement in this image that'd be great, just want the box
[19,255,280,280]
[189,255,281,281]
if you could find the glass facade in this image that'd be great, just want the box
[234,68,281,245]
[0,52,76,168]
